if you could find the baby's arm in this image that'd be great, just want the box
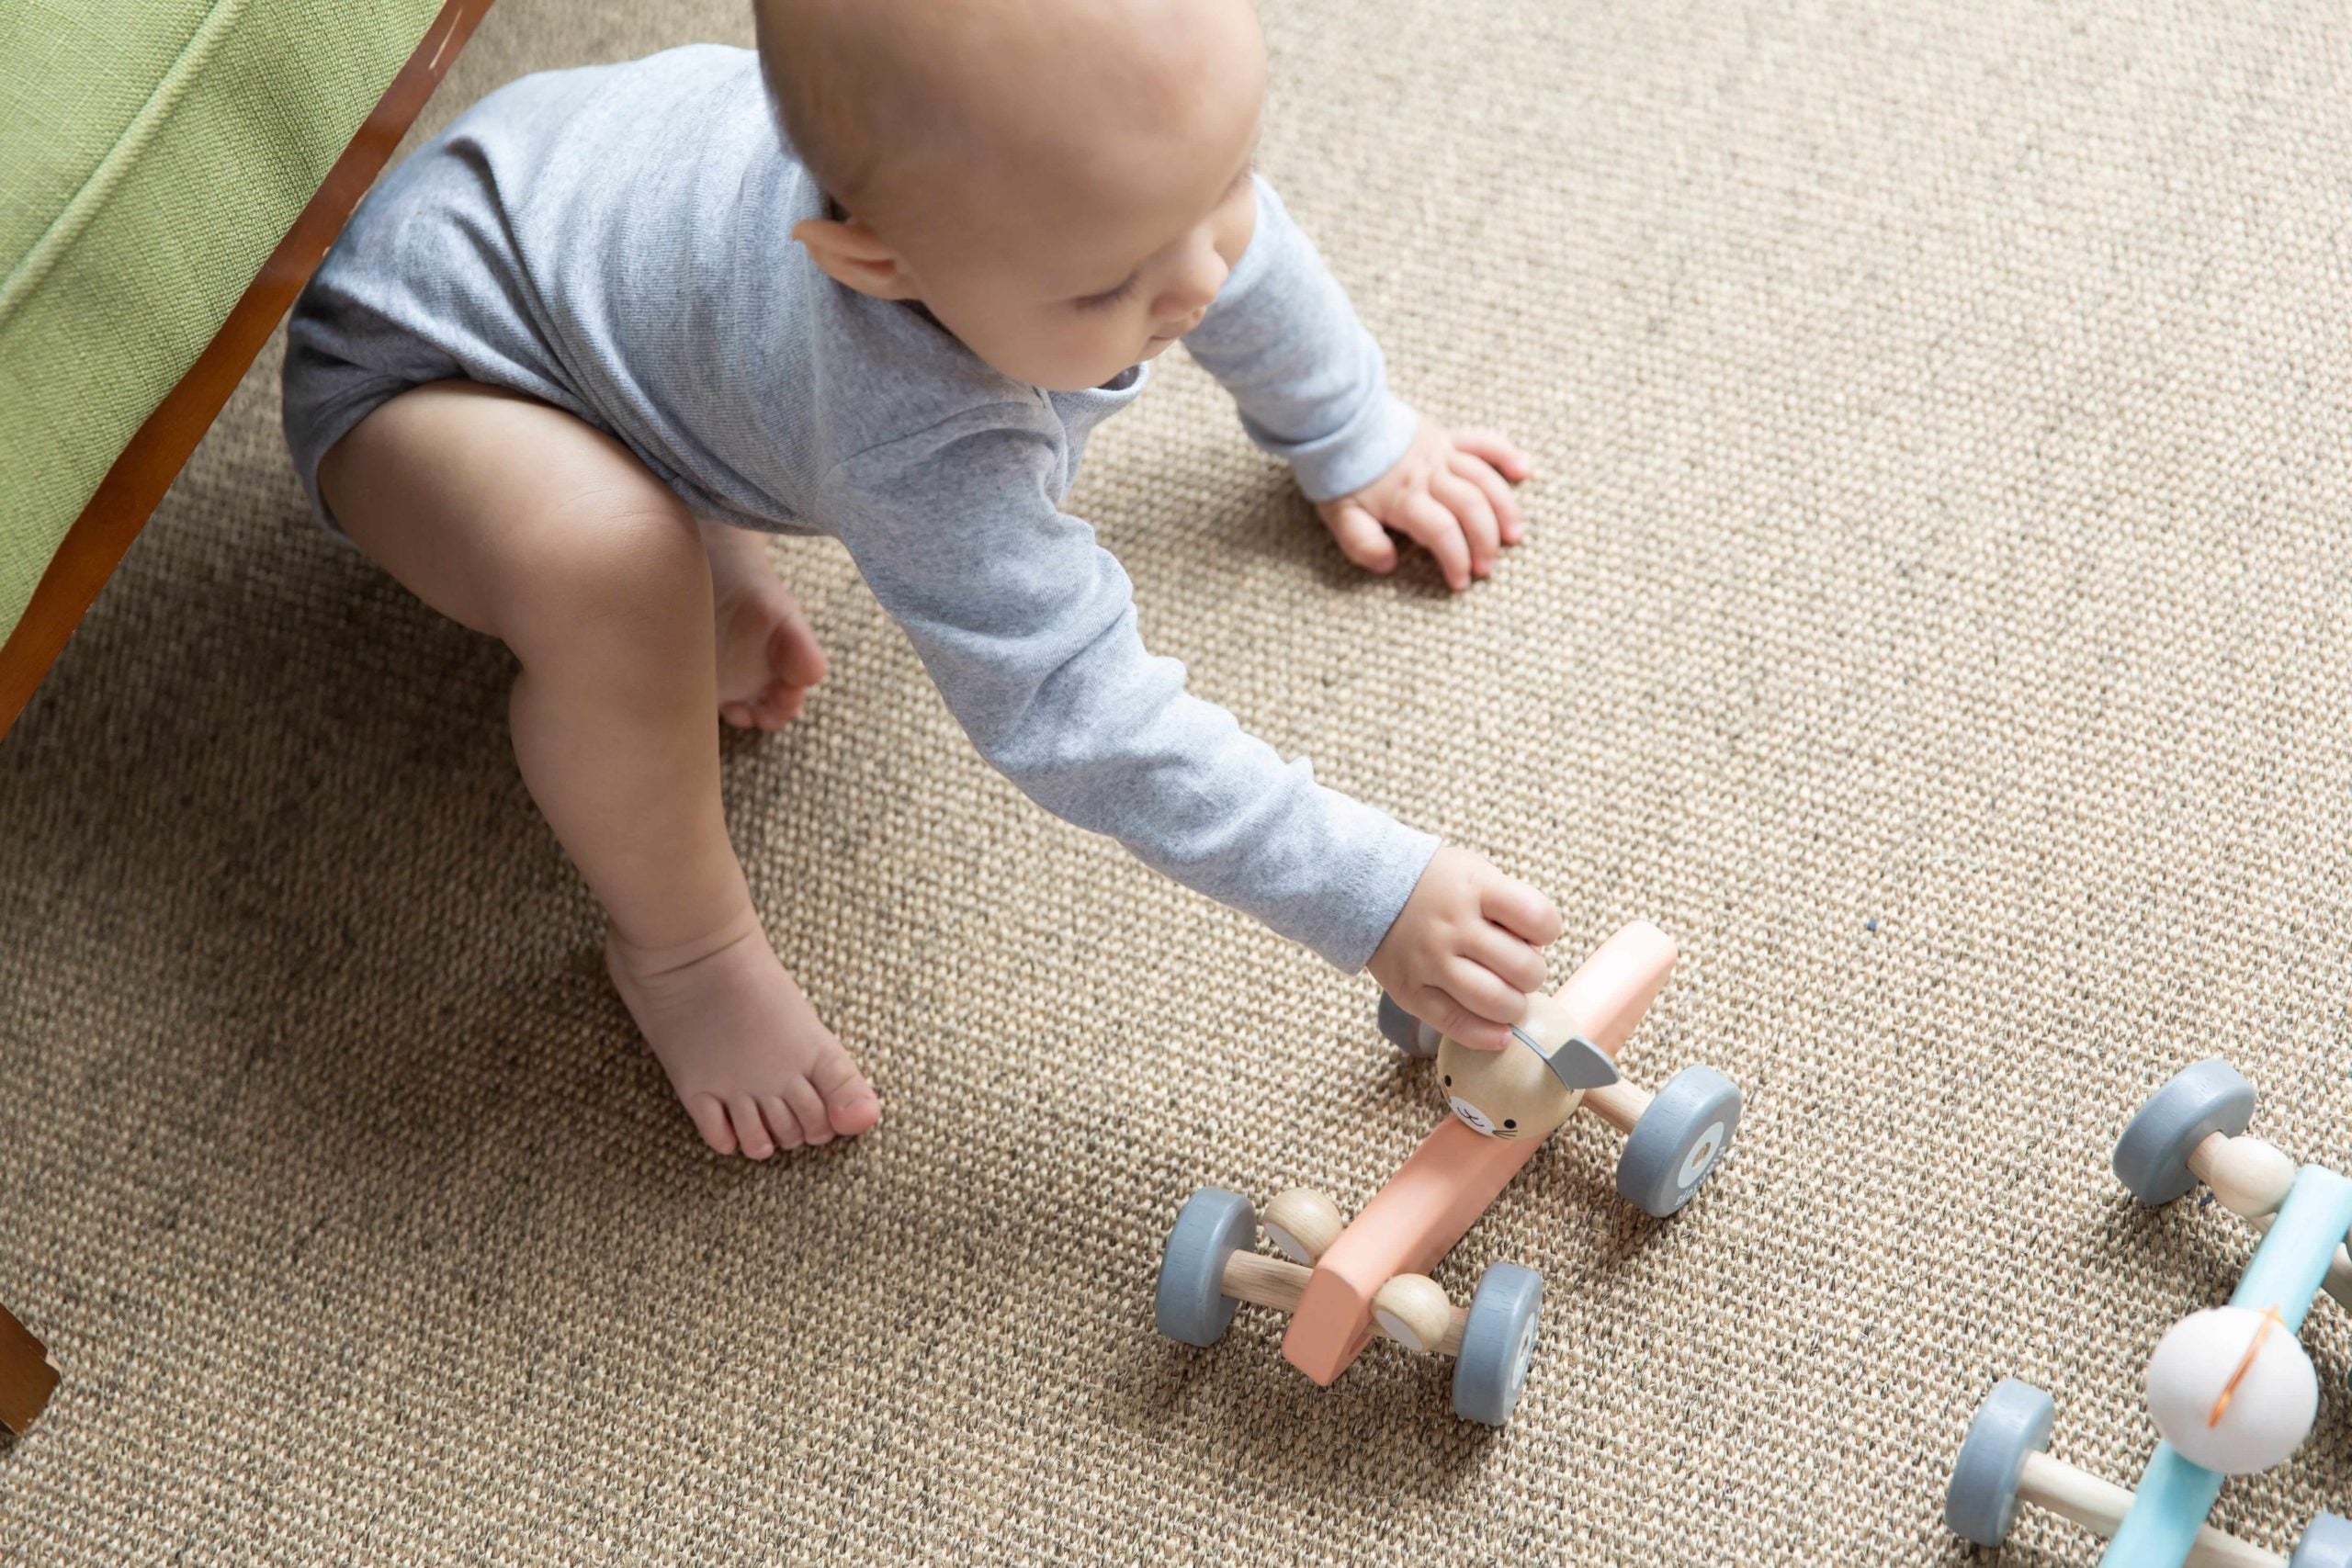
[1182,178,1532,592]
[823,410,1555,1043]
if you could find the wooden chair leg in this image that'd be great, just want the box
[0,1300,59,1435]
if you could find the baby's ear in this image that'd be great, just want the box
[791,217,920,301]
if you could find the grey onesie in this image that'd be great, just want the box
[283,44,1440,971]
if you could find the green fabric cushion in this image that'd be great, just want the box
[0,0,448,643]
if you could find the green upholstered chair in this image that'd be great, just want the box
[0,0,487,731]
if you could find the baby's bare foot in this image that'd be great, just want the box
[606,911,880,1158]
[704,524,828,731]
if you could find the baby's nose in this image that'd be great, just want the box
[1156,249,1230,318]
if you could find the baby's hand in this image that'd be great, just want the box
[1369,846,1563,1050]
[1314,418,1533,592]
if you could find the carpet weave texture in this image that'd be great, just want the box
[5,1,2351,1562]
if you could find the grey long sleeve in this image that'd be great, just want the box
[821,395,1436,972]
[1182,179,1422,502]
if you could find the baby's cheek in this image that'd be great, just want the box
[1101,315,1159,370]
[1041,315,1148,388]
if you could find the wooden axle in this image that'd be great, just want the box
[2018,1450,2283,1568]
[1581,1077,1649,1138]
[2188,1133,2352,1312]
[1371,1273,1453,1353]
[1221,1251,1468,1359]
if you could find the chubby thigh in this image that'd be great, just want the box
[315,379,710,648]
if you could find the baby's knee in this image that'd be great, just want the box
[506,491,708,654]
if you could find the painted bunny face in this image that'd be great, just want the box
[1436,1032,1577,1141]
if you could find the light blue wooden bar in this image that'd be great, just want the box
[2099,1166,2352,1568]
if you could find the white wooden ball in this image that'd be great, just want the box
[1371,1274,1453,1355]
[2144,1306,2317,1475]
[1261,1188,1342,1265]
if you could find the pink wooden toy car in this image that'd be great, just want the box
[1154,921,1742,1424]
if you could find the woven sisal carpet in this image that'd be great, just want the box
[5,1,2350,1561]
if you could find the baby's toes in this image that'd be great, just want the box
[758,1094,806,1152]
[747,679,807,731]
[812,1049,881,1137]
[729,1093,775,1160]
[782,1076,833,1145]
[687,1093,738,1155]
[766,610,828,690]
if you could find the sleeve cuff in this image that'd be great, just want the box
[1279,388,1420,503]
[1297,810,1442,973]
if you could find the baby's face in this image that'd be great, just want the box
[899,138,1261,392]
[867,1,1268,391]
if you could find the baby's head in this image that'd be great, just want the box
[755,0,1265,391]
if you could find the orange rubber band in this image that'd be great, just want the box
[2208,1303,2287,1428]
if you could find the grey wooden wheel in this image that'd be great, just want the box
[1154,1188,1257,1347]
[1376,991,1442,1059]
[2293,1513,2352,1568]
[1452,1262,1543,1426]
[1947,1379,2053,1547]
[2113,1059,2256,1204]
[1617,1066,1742,1217]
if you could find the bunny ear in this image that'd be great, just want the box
[1539,1034,1620,1092]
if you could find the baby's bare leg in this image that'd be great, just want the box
[318,382,879,1156]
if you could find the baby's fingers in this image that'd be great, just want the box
[1414,987,1512,1051]
[1443,956,1529,1029]
[1480,877,1564,947]
[1452,451,1525,545]
[1453,428,1534,483]
[1431,469,1500,578]
[1471,924,1549,995]
[1321,500,1397,574]
[1396,491,1473,591]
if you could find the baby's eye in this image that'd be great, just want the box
[1073,273,1141,312]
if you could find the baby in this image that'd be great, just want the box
[282,0,1563,1159]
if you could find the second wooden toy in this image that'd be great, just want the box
[1950,1060,2352,1566]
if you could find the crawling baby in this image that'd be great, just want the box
[281,0,1562,1158]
